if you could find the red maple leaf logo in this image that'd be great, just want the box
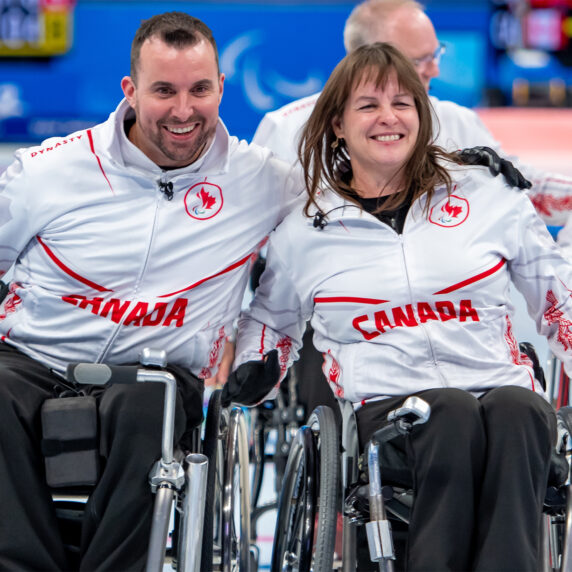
[198,187,216,210]
[442,201,463,218]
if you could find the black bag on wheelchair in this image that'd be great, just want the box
[41,395,100,488]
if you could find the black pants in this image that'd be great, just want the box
[0,343,189,571]
[356,386,557,572]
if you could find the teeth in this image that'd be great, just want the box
[374,134,400,142]
[168,125,195,134]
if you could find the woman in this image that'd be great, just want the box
[231,43,571,570]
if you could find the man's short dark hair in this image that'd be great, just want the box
[130,11,220,81]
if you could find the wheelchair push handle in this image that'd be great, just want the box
[66,363,139,385]
[66,353,178,467]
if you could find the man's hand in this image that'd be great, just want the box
[221,349,281,407]
[456,146,532,190]
[205,339,235,388]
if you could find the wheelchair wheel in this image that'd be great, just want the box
[271,405,340,572]
[221,407,253,571]
[201,389,225,571]
[202,390,253,572]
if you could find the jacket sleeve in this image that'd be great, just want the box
[234,226,309,380]
[0,149,44,278]
[509,193,572,376]
[438,100,572,227]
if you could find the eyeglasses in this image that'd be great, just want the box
[410,42,446,68]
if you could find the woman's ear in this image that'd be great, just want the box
[332,116,344,139]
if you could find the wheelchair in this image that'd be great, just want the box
[271,375,572,571]
[57,350,254,572]
[250,368,306,535]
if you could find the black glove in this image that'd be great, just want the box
[456,146,532,190]
[221,349,281,407]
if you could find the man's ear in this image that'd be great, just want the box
[121,76,136,106]
[218,73,225,104]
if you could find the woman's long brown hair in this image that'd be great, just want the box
[298,42,459,217]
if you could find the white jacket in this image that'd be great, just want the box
[0,99,301,376]
[235,166,572,405]
[252,93,572,227]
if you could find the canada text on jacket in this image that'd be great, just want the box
[62,294,187,327]
[352,299,479,340]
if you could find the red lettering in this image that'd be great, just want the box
[459,299,479,322]
[418,302,438,323]
[392,304,417,327]
[100,298,131,323]
[436,301,456,322]
[352,314,380,340]
[374,310,393,333]
[124,302,149,326]
[78,297,103,314]
[142,302,168,326]
[31,152,37,158]
[62,294,85,306]
[162,299,188,328]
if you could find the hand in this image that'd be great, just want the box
[220,349,280,407]
[456,146,532,190]
[205,339,235,388]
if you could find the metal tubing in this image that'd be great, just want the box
[145,486,175,572]
[137,370,177,464]
[178,453,209,572]
[368,442,385,522]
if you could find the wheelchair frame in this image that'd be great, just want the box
[64,354,254,572]
[271,392,572,572]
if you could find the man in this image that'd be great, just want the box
[0,12,299,570]
[253,0,572,229]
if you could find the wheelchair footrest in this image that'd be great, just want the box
[365,519,395,562]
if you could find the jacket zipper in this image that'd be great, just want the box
[397,231,449,387]
[97,180,164,362]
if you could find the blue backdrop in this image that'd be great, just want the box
[0,1,491,143]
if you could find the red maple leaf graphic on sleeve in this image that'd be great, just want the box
[545,290,572,351]
[198,187,216,210]
[442,201,462,218]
